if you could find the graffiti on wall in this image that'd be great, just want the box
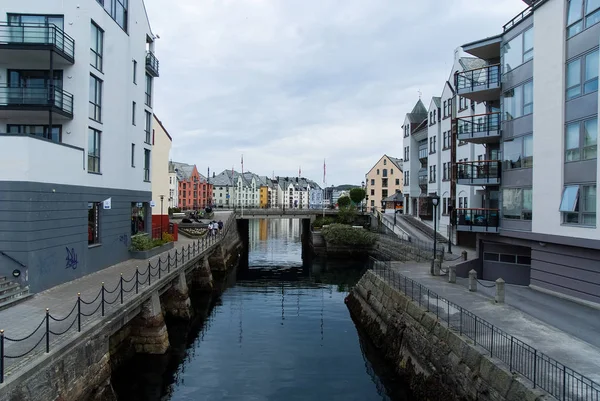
[65,247,79,270]
[118,234,129,247]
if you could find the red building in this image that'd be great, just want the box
[170,162,213,210]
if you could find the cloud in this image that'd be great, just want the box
[143,0,527,185]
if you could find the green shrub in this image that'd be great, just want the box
[322,224,377,247]
[130,234,173,251]
[312,216,336,228]
[337,205,357,224]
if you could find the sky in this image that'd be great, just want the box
[143,0,527,187]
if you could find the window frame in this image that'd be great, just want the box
[7,124,62,143]
[145,73,152,107]
[88,127,101,174]
[503,80,533,121]
[567,0,600,38]
[144,110,152,144]
[131,143,135,167]
[90,21,104,72]
[502,133,533,170]
[95,0,128,32]
[89,74,103,122]
[144,148,151,182]
[565,116,598,162]
[502,187,532,220]
[561,184,597,226]
[566,48,599,100]
[502,27,534,74]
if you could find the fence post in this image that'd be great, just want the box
[175,250,178,269]
[101,282,105,316]
[474,318,477,346]
[182,246,185,264]
[459,308,463,335]
[533,349,537,388]
[136,269,139,294]
[188,244,191,258]
[158,259,162,280]
[77,293,81,332]
[495,278,505,303]
[509,336,514,371]
[449,265,456,283]
[120,273,124,304]
[1,329,4,384]
[148,263,152,286]
[491,326,494,358]
[447,301,450,327]
[468,270,477,292]
[168,253,171,273]
[562,365,566,400]
[45,308,50,353]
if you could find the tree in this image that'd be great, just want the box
[337,195,351,208]
[349,188,366,205]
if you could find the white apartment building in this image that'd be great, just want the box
[0,0,159,292]
[168,166,179,209]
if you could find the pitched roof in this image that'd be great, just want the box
[412,118,428,135]
[153,114,172,141]
[388,156,403,171]
[383,191,404,202]
[432,97,441,108]
[459,57,486,72]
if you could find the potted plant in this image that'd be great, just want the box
[129,232,175,259]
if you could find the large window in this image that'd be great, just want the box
[96,0,128,31]
[131,143,135,167]
[567,0,600,38]
[131,203,146,236]
[144,111,152,144]
[565,117,597,161]
[503,134,533,169]
[566,49,598,100]
[88,202,100,245]
[88,128,101,173]
[144,148,151,181]
[90,22,103,72]
[89,75,103,122]
[503,81,533,120]
[560,184,596,225]
[502,27,533,73]
[145,73,152,107]
[502,188,532,220]
[7,125,61,143]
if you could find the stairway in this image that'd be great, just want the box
[0,276,31,311]
[399,215,448,243]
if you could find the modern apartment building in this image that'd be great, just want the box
[453,0,600,306]
[364,155,403,213]
[0,0,159,293]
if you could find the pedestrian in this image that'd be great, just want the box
[208,221,213,236]
[218,219,223,234]
[212,221,218,236]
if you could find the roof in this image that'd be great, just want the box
[366,155,403,176]
[459,57,486,72]
[169,161,206,182]
[412,118,428,135]
[432,97,441,108]
[153,114,172,141]
[383,192,404,202]
[406,99,428,123]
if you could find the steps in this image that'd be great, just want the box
[399,215,448,243]
[0,276,32,311]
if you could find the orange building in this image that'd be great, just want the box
[170,162,213,210]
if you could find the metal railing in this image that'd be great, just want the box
[369,261,600,401]
[503,2,535,32]
[145,50,159,77]
[0,213,236,384]
[0,23,75,60]
[457,112,501,139]
[456,208,500,231]
[456,64,501,93]
[456,160,501,184]
[0,85,74,115]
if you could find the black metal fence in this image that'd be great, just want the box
[0,213,236,384]
[369,260,600,401]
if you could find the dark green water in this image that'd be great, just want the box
[112,219,411,400]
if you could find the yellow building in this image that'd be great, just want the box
[259,185,269,208]
[365,155,403,213]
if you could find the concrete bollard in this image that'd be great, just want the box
[449,265,456,283]
[462,250,468,261]
[468,269,477,292]
[495,278,505,304]
[433,258,441,276]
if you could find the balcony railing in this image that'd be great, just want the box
[456,160,501,185]
[455,64,500,96]
[503,2,535,32]
[0,23,75,62]
[457,112,501,143]
[456,208,499,233]
[418,170,428,188]
[145,51,159,77]
[0,85,74,117]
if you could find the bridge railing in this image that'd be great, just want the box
[369,260,600,401]
[0,213,236,384]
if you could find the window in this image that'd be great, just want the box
[382,169,388,177]
[132,101,136,125]
[502,28,533,74]
[566,117,597,161]
[567,0,600,38]
[502,134,533,169]
[89,75,103,122]
[145,73,152,107]
[7,125,61,143]
[88,202,100,245]
[566,49,599,100]
[371,189,375,196]
[96,0,128,31]
[133,60,137,84]
[561,185,596,225]
[88,128,101,173]
[503,188,532,220]
[382,190,388,198]
[404,146,410,161]
[442,198,448,215]
[90,22,103,72]
[144,111,152,144]
[443,100,447,118]
[404,171,410,186]
[383,159,387,165]
[404,125,409,137]
[131,143,135,167]
[443,132,448,149]
[131,203,146,235]
[370,179,375,185]
[503,81,533,120]
[395,178,400,185]
[377,169,380,175]
[391,168,394,175]
[442,162,447,180]
[429,136,436,154]
[429,165,436,183]
[144,149,151,181]
[382,178,388,187]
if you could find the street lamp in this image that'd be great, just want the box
[430,194,440,275]
[361,181,365,213]
[160,195,165,240]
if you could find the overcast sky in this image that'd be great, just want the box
[143,0,526,187]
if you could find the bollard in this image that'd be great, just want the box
[462,250,468,261]
[433,258,441,276]
[449,265,456,283]
[495,278,505,303]
[468,269,477,292]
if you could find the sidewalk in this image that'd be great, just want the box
[389,261,600,384]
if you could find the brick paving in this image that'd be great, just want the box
[0,211,234,381]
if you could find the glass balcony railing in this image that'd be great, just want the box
[145,51,160,77]
[0,23,75,62]
[455,64,500,97]
[457,112,501,142]
[418,170,428,188]
[0,85,74,117]
[456,208,500,233]
[456,160,501,185]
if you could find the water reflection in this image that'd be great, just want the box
[112,219,410,401]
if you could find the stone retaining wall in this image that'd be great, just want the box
[346,270,552,401]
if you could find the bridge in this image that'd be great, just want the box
[234,208,340,219]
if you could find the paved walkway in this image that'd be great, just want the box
[387,261,600,384]
[0,211,233,380]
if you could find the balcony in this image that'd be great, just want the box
[418,145,428,162]
[0,85,74,119]
[456,160,501,186]
[455,64,501,102]
[0,23,75,64]
[456,208,499,233]
[457,112,501,144]
[145,51,159,77]
[418,169,428,190]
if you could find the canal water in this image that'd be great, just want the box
[112,218,411,401]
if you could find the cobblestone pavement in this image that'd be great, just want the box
[0,211,234,381]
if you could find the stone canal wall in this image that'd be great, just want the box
[346,270,550,401]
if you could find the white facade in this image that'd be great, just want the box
[151,115,171,215]
[168,171,178,208]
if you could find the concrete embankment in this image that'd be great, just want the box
[345,270,552,401]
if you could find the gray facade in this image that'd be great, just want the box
[0,181,151,293]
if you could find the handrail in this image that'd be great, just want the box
[457,111,501,119]
[503,2,535,32]
[456,160,500,164]
[0,251,26,268]
[458,63,501,75]
[0,22,75,59]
